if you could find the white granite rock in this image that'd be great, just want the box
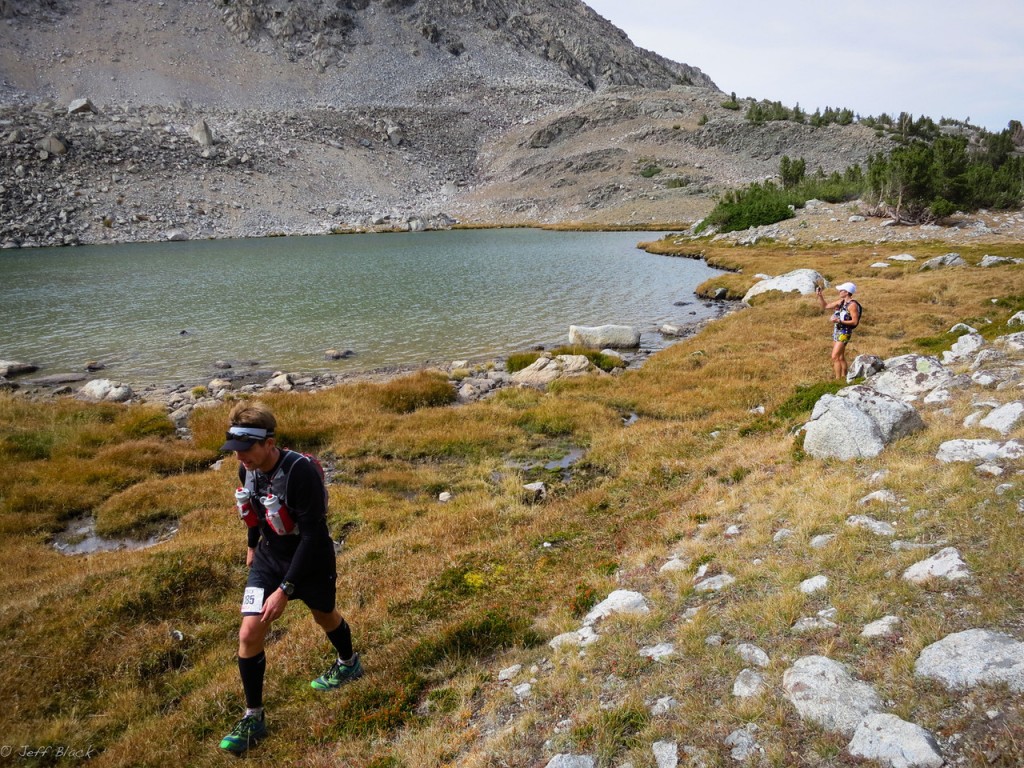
[902,547,970,584]
[916,629,1024,693]
[848,713,944,768]
[583,590,650,626]
[782,655,884,735]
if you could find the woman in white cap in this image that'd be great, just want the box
[815,281,861,379]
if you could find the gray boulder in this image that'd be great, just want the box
[862,616,901,638]
[36,134,67,155]
[512,354,593,387]
[189,119,214,147]
[0,360,38,378]
[568,324,640,349]
[996,331,1024,352]
[942,333,984,364]
[79,378,133,402]
[735,643,771,668]
[979,401,1024,435]
[265,372,294,392]
[979,255,1022,267]
[652,741,678,768]
[544,756,595,768]
[782,655,884,736]
[902,547,971,584]
[916,629,1024,692]
[522,481,547,503]
[920,252,966,270]
[733,669,768,698]
[742,268,824,303]
[724,724,763,761]
[583,589,650,626]
[936,438,1024,463]
[847,354,884,381]
[803,385,924,460]
[847,713,943,768]
[694,573,736,593]
[846,515,897,537]
[865,355,955,401]
[67,98,95,114]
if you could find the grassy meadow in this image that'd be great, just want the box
[2,239,1024,767]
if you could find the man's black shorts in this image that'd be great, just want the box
[244,545,337,613]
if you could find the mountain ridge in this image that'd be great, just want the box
[0,0,896,247]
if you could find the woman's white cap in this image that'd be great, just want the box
[836,282,857,294]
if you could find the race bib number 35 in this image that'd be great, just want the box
[241,586,265,615]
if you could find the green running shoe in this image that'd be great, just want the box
[310,653,363,690]
[218,712,267,754]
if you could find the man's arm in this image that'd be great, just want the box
[279,458,329,587]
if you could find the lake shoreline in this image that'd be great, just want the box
[2,306,736,426]
[2,229,729,404]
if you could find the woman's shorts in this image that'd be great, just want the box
[833,327,853,343]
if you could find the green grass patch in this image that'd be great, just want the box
[377,371,457,413]
[407,610,543,672]
[740,380,847,436]
[100,550,233,622]
[572,702,650,763]
[1,429,55,461]
[506,351,542,373]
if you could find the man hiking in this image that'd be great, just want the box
[218,401,362,754]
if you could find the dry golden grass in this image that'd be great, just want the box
[1,242,1022,766]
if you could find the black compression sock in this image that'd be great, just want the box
[239,651,266,709]
[326,618,353,661]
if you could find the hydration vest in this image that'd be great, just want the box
[242,450,328,535]
[833,300,862,330]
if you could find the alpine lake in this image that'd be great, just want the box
[1,228,725,388]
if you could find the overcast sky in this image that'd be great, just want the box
[584,0,1023,132]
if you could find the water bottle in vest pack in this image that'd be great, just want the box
[260,493,296,536]
[235,487,258,528]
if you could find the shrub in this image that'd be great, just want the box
[377,371,456,413]
[695,181,795,234]
[866,130,1024,221]
[740,380,847,436]
[333,681,423,736]
[694,273,751,300]
[117,407,176,439]
[639,164,662,178]
[94,438,216,475]
[569,582,600,617]
[780,155,806,189]
[721,91,740,110]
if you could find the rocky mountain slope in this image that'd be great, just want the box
[0,0,894,247]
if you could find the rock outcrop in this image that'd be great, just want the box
[802,384,925,460]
